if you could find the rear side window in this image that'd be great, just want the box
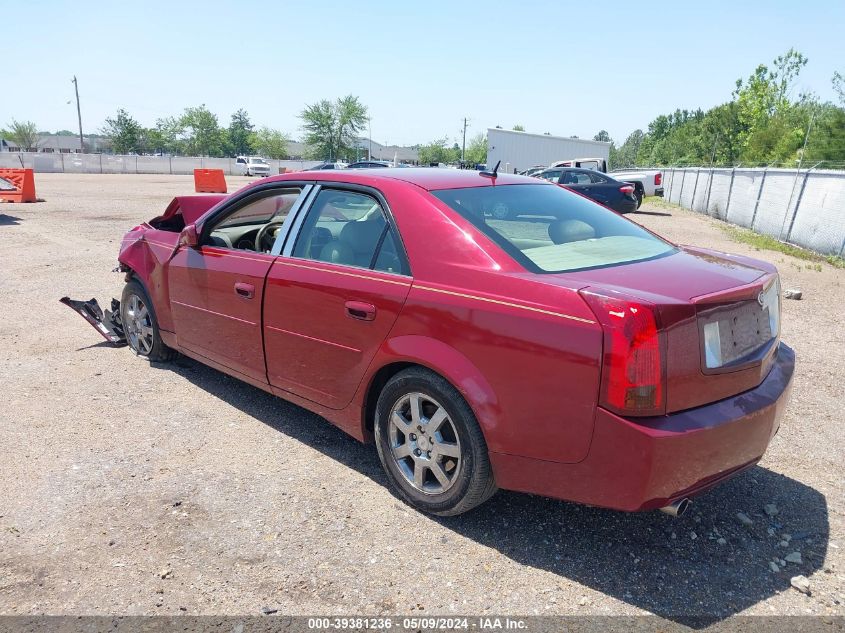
[431,184,675,273]
[564,171,592,185]
[293,189,408,275]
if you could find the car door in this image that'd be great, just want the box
[561,170,595,197]
[587,171,628,207]
[263,185,412,409]
[166,185,308,383]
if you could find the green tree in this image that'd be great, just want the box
[250,127,289,159]
[464,133,487,164]
[102,109,142,154]
[418,138,454,165]
[512,124,525,131]
[801,102,845,163]
[180,105,224,156]
[834,71,845,105]
[143,117,185,155]
[228,108,254,156]
[615,129,643,167]
[300,95,368,161]
[2,119,39,151]
[732,49,809,162]
[593,130,611,142]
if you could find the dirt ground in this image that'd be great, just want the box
[0,174,843,622]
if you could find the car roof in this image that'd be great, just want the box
[263,167,542,191]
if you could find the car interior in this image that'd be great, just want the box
[293,190,404,273]
[202,188,406,273]
[208,189,301,252]
[434,185,673,273]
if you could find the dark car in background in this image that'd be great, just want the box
[348,161,411,169]
[305,162,349,171]
[536,167,638,214]
[348,160,390,168]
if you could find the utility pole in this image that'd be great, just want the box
[368,117,372,160]
[461,117,468,164]
[71,76,84,153]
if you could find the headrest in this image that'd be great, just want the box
[340,220,384,253]
[548,219,595,244]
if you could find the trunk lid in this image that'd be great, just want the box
[562,246,781,413]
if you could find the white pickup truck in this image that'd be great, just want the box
[609,168,664,207]
[235,156,272,177]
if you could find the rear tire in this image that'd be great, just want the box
[374,367,497,516]
[634,184,644,209]
[120,279,176,362]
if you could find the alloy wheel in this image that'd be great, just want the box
[125,293,153,355]
[388,392,462,494]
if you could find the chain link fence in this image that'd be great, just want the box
[663,166,845,257]
[0,152,321,175]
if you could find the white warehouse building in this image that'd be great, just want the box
[486,128,611,173]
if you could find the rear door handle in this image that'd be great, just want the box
[234,282,255,299]
[345,300,376,321]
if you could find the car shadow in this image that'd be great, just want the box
[157,357,828,626]
[0,213,23,226]
[635,210,673,217]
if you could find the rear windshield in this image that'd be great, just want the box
[432,184,675,273]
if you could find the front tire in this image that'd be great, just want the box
[374,368,497,516]
[120,279,176,362]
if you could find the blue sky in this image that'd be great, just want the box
[3,0,843,146]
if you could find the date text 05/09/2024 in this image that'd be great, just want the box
[307,617,528,630]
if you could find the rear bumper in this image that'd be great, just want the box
[614,198,639,214]
[490,342,795,511]
[654,187,665,197]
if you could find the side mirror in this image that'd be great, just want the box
[179,223,199,248]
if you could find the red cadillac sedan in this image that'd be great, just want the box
[106,168,793,516]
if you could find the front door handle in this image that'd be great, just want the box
[234,282,255,299]
[345,300,376,321]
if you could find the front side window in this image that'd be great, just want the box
[432,184,675,273]
[293,189,407,275]
[207,188,301,252]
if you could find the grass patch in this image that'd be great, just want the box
[720,225,845,269]
[642,196,680,211]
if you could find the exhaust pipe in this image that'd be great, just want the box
[659,498,690,517]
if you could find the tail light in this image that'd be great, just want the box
[620,185,635,195]
[654,173,662,186]
[580,290,665,416]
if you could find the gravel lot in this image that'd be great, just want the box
[1,174,843,622]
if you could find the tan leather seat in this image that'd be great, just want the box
[318,219,385,267]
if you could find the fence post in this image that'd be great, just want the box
[60,152,65,173]
[99,153,103,174]
[703,168,714,215]
[169,156,172,175]
[135,155,138,174]
[724,168,737,221]
[749,168,768,230]
[784,170,812,243]
[690,168,701,212]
